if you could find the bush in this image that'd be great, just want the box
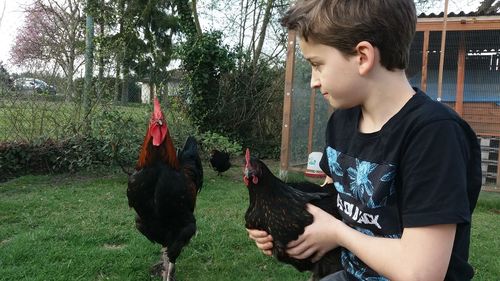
[199,131,242,158]
[90,109,145,167]
[0,100,207,181]
[0,137,110,182]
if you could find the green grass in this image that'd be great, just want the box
[0,163,309,281]
[0,163,499,281]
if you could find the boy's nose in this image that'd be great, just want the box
[310,76,320,89]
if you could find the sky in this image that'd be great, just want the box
[0,0,486,74]
[0,0,33,70]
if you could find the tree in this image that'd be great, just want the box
[477,0,500,13]
[10,0,86,100]
[132,0,178,98]
[101,0,180,103]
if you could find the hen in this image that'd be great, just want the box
[127,97,203,281]
[209,149,231,175]
[243,149,342,280]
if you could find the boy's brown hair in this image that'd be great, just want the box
[281,0,416,70]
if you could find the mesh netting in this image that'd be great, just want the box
[408,30,500,136]
[289,46,331,167]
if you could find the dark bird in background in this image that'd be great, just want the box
[243,149,342,280]
[127,97,203,281]
[209,149,231,175]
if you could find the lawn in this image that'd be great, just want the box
[0,163,499,281]
[0,97,151,142]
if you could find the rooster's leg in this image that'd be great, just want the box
[162,247,176,281]
[149,260,163,277]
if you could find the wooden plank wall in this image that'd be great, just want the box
[444,102,500,137]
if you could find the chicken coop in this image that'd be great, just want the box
[280,11,500,188]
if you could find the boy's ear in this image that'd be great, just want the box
[355,41,376,76]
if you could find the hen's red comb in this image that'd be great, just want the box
[245,148,250,167]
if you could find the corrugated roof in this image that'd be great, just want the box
[418,10,500,18]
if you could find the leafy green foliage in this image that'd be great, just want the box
[91,109,145,167]
[199,131,242,156]
[177,31,236,130]
[177,32,284,158]
[0,137,109,182]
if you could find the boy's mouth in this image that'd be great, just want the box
[322,92,329,99]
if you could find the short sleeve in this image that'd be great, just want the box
[400,120,472,228]
[320,113,335,178]
[320,147,332,178]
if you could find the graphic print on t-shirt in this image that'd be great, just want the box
[326,146,402,280]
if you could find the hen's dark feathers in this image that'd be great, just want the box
[244,158,342,279]
[209,149,231,174]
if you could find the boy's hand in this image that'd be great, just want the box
[286,204,341,262]
[246,228,273,256]
[321,176,333,187]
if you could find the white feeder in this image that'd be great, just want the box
[304,152,326,178]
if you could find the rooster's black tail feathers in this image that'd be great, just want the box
[179,136,204,193]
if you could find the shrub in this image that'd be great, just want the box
[0,137,110,182]
[199,131,242,158]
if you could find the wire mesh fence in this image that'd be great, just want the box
[289,48,331,167]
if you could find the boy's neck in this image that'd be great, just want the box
[358,70,415,134]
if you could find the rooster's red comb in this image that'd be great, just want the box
[153,96,161,114]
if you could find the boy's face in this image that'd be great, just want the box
[299,38,365,109]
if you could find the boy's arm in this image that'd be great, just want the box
[288,204,455,281]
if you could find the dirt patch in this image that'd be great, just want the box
[103,244,125,250]
[1,238,11,245]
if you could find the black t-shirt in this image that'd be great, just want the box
[319,89,482,281]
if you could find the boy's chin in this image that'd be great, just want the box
[328,99,356,110]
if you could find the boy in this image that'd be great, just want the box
[247,0,482,280]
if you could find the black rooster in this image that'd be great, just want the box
[243,149,342,280]
[209,149,231,175]
[127,97,203,281]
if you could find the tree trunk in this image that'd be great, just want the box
[252,0,274,70]
[190,0,202,36]
[121,69,129,104]
[97,0,105,102]
[83,6,94,125]
[115,0,125,102]
[114,58,121,102]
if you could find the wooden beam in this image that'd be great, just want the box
[307,88,316,155]
[421,30,430,92]
[417,17,500,31]
[280,30,297,175]
[455,32,466,116]
[437,0,450,102]
[497,146,500,188]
